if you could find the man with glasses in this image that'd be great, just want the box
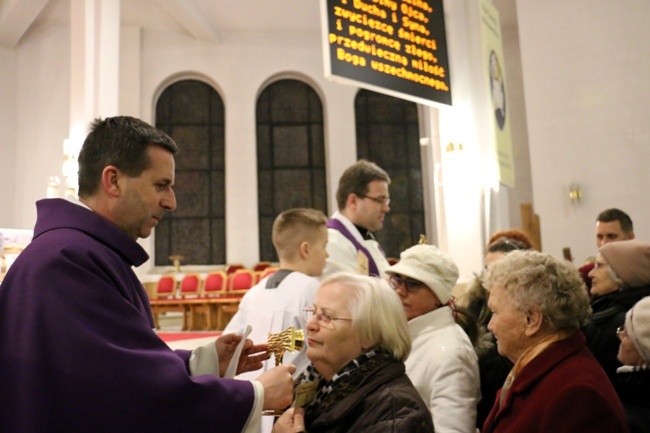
[324,159,391,277]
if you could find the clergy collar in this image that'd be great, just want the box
[354,224,376,241]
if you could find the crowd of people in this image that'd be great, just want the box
[0,116,646,433]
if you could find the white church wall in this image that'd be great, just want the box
[498,13,533,232]
[433,0,493,280]
[13,25,70,229]
[517,0,650,264]
[0,46,17,228]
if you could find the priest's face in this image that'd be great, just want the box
[349,180,390,232]
[114,145,176,239]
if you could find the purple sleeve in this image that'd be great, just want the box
[0,230,256,433]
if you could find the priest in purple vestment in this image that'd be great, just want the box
[0,116,295,433]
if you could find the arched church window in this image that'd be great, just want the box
[154,79,226,266]
[355,89,425,257]
[256,79,327,262]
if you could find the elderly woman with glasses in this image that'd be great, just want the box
[583,240,650,382]
[613,296,650,433]
[482,249,628,433]
[386,244,480,433]
[272,272,433,433]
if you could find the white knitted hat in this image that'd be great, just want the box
[625,296,650,363]
[385,244,459,303]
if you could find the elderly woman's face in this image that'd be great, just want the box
[487,285,529,363]
[617,326,644,366]
[306,282,365,381]
[588,253,620,297]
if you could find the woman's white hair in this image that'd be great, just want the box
[320,272,411,361]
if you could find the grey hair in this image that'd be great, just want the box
[605,264,623,286]
[320,272,411,361]
[484,250,592,330]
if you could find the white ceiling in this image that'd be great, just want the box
[0,0,516,48]
[0,0,325,48]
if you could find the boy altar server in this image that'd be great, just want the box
[226,208,328,431]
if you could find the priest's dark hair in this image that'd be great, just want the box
[77,116,178,197]
[335,159,390,210]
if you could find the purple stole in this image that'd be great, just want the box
[327,218,381,277]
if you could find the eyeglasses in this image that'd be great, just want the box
[616,326,628,340]
[492,239,526,252]
[389,275,426,293]
[304,307,352,326]
[360,195,391,206]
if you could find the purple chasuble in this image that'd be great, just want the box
[0,199,255,433]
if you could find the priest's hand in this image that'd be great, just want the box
[216,333,268,377]
[257,364,296,410]
[272,407,306,433]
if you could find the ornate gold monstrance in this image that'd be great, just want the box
[267,326,305,366]
[263,326,305,416]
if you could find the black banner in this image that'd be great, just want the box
[322,0,451,106]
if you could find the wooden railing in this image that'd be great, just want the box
[149,296,242,331]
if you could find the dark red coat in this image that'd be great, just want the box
[482,331,629,433]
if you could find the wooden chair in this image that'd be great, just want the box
[155,274,177,298]
[260,266,279,280]
[254,266,278,284]
[219,303,240,330]
[225,263,246,275]
[203,271,227,297]
[179,274,202,298]
[150,275,183,330]
[227,269,255,295]
[253,261,272,272]
[210,269,253,328]
[179,274,203,330]
[190,271,227,330]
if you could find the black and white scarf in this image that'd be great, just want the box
[298,347,392,416]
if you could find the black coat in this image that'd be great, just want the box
[304,359,434,433]
[613,367,650,433]
[476,339,513,428]
[582,285,650,382]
